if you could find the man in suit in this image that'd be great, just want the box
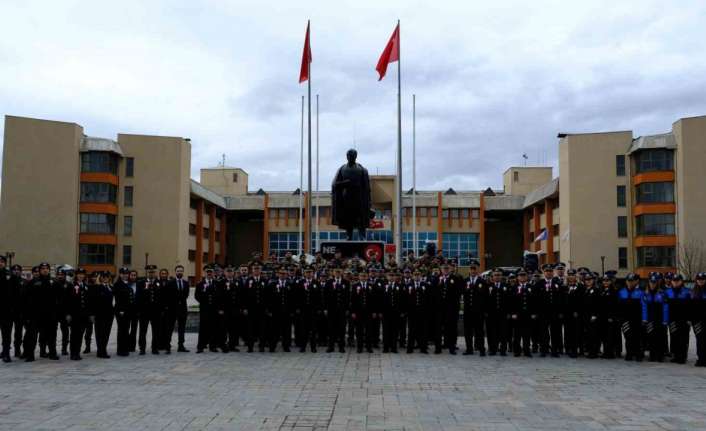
[137,265,162,355]
[64,268,91,360]
[325,267,350,353]
[167,265,191,353]
[463,260,487,356]
[217,265,240,352]
[195,265,219,353]
[434,263,460,355]
[113,267,137,357]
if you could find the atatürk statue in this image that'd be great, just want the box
[331,149,373,240]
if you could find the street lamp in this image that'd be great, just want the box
[600,256,606,276]
[6,251,15,266]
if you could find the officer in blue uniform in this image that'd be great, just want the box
[618,273,644,361]
[665,274,691,364]
[642,274,668,362]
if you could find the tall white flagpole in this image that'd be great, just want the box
[315,94,320,253]
[394,19,403,265]
[299,95,304,256]
[306,35,313,255]
[412,94,416,260]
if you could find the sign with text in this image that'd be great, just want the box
[320,241,385,264]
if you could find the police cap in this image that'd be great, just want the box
[626,273,640,282]
[672,274,684,281]
[541,264,553,272]
[566,269,577,276]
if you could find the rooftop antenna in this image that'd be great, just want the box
[522,153,528,167]
[221,153,226,167]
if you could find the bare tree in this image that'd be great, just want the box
[677,239,706,281]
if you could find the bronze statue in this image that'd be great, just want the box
[331,149,373,240]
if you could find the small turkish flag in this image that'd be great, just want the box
[375,23,399,81]
[299,21,312,83]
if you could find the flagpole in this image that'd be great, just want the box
[315,93,320,253]
[394,19,402,265]
[299,95,304,256]
[306,20,313,255]
[412,93,416,260]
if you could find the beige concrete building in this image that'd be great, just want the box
[2,114,705,281]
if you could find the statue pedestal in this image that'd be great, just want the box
[320,241,385,264]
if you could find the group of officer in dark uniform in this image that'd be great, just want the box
[1,253,705,367]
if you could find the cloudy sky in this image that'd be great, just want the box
[1,0,705,192]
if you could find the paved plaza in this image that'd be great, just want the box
[0,331,704,431]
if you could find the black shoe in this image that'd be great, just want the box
[326,347,334,353]
[83,347,91,354]
[357,347,363,353]
[489,351,497,356]
[230,347,240,352]
[196,349,204,354]
[500,351,507,357]
[569,353,577,358]
[551,353,560,358]
[247,347,254,353]
[463,350,474,356]
[339,347,345,353]
[178,346,190,353]
[383,348,389,353]
[311,347,317,353]
[434,348,442,354]
[165,349,172,355]
[152,350,160,355]
[209,347,218,353]
[540,352,547,358]
[259,347,265,353]
[140,350,146,355]
[524,352,532,358]
[283,347,291,352]
[48,354,60,360]
[2,356,11,363]
[39,351,47,358]
[14,351,21,359]
[392,348,399,354]
[97,353,110,359]
[420,349,429,354]
[25,356,35,362]
[368,348,374,353]
[70,355,82,360]
[61,349,68,356]
[479,351,486,357]
[448,349,456,355]
[117,352,129,357]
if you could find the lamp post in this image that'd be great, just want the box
[600,256,606,276]
[6,251,15,266]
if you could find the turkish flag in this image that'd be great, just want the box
[299,21,312,83]
[375,23,399,81]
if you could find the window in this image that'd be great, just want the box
[553,251,560,263]
[404,207,411,217]
[471,209,480,219]
[125,157,134,177]
[429,207,438,217]
[319,207,330,218]
[616,155,625,176]
[513,171,519,182]
[189,223,197,235]
[635,182,674,203]
[190,198,198,209]
[617,185,626,207]
[450,209,459,219]
[124,186,134,207]
[79,244,115,265]
[442,209,449,218]
[79,213,116,234]
[80,152,118,174]
[123,245,132,265]
[203,252,208,262]
[215,231,221,242]
[552,224,560,236]
[637,246,675,267]
[418,207,428,217]
[124,216,133,236]
[441,233,479,266]
[203,227,210,239]
[269,232,303,257]
[402,232,438,257]
[618,247,628,269]
[617,216,627,238]
[188,250,196,261]
[636,214,675,236]
[80,183,117,203]
[460,208,469,219]
[634,149,674,173]
[310,230,349,248]
[232,173,238,182]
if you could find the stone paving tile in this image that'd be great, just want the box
[0,331,704,430]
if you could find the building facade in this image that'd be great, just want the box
[2,114,705,281]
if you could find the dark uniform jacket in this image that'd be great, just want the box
[137,278,162,315]
[216,277,240,314]
[90,283,114,317]
[64,281,91,319]
[293,277,322,313]
[487,281,511,317]
[325,278,350,313]
[168,277,190,315]
[113,279,137,317]
[194,278,218,311]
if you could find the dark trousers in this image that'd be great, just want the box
[564,314,583,355]
[295,311,317,350]
[531,316,543,352]
[512,316,531,355]
[221,311,239,349]
[242,311,256,349]
[95,313,113,355]
[585,318,600,357]
[347,316,355,346]
[398,315,407,348]
[13,317,23,355]
[464,312,484,353]
[669,321,689,363]
[59,319,70,353]
[39,317,58,356]
[164,310,188,350]
[353,314,370,351]
[370,315,382,347]
[548,316,563,354]
[693,320,705,364]
[645,322,666,361]
[622,319,643,359]
[383,314,399,351]
[316,313,328,346]
[274,313,292,350]
[196,308,218,350]
[599,319,617,358]
[115,313,134,355]
[407,310,427,352]
[139,312,161,352]
[327,311,346,350]
[442,311,459,351]
[69,317,87,357]
[0,318,13,356]
[487,314,509,354]
[84,321,93,351]
[22,319,39,359]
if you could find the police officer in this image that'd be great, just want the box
[0,256,15,362]
[21,263,59,361]
[267,267,293,352]
[243,263,268,353]
[326,267,349,353]
[642,273,668,362]
[113,267,137,356]
[217,265,240,353]
[536,264,565,357]
[486,268,511,356]
[563,269,584,358]
[64,268,90,360]
[510,269,535,357]
[294,266,321,352]
[350,270,373,353]
[168,265,190,353]
[155,268,173,353]
[54,266,72,356]
[691,272,706,367]
[406,268,429,353]
[618,273,644,361]
[598,275,618,359]
[463,259,486,356]
[137,265,162,355]
[195,265,219,353]
[665,274,691,364]
[91,271,114,359]
[9,264,24,359]
[582,272,601,359]
[382,271,403,353]
[83,271,99,354]
[434,263,460,355]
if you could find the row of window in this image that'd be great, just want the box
[616,213,675,238]
[80,152,134,177]
[615,150,674,176]
[79,213,133,236]
[80,182,133,206]
[188,224,221,241]
[187,250,221,263]
[616,182,674,207]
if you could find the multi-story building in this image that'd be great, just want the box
[2,114,705,281]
